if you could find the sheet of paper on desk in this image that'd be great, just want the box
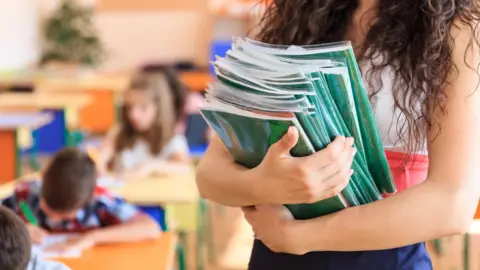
[32,234,81,259]
[97,175,125,189]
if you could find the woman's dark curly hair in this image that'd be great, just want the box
[256,0,480,155]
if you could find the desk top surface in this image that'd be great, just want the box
[0,172,199,205]
[0,112,53,130]
[1,70,212,92]
[0,92,92,109]
[36,74,131,92]
[112,172,199,205]
[56,232,177,270]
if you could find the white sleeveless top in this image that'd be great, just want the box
[361,61,427,153]
[106,126,189,171]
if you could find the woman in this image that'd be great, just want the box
[196,0,480,269]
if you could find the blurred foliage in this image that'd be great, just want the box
[40,0,105,66]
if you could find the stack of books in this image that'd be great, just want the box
[200,37,394,219]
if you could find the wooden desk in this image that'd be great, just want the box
[37,74,130,134]
[0,92,92,153]
[0,112,52,183]
[112,172,199,205]
[36,74,130,93]
[0,72,35,90]
[0,172,199,204]
[0,92,91,110]
[57,232,177,270]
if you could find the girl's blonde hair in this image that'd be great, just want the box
[108,73,176,169]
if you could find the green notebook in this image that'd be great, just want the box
[201,107,348,219]
[241,38,395,194]
[200,37,396,220]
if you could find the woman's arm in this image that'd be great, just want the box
[196,135,265,207]
[289,20,480,252]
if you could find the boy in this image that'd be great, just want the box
[0,206,69,270]
[0,206,31,270]
[2,148,161,254]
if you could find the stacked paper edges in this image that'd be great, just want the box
[200,37,395,220]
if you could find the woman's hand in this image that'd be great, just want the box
[253,127,356,205]
[243,205,306,255]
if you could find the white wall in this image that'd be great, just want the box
[0,0,39,70]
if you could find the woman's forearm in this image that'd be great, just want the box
[196,156,265,207]
[296,179,477,252]
[196,137,265,207]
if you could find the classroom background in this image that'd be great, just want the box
[0,0,479,269]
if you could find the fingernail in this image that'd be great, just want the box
[287,126,294,138]
[349,169,354,176]
[352,148,357,157]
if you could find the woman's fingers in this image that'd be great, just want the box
[267,126,299,159]
[297,136,353,170]
[317,144,355,187]
[318,145,356,179]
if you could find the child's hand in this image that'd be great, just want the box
[26,224,49,244]
[46,234,95,254]
[117,164,151,181]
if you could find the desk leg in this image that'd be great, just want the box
[0,130,18,184]
[464,233,470,270]
[177,231,187,270]
[196,199,208,270]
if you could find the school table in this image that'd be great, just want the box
[57,232,177,270]
[0,72,34,91]
[111,173,199,204]
[0,92,92,153]
[36,74,131,134]
[0,112,52,184]
[110,173,211,270]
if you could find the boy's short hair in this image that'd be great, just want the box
[41,148,97,212]
[0,206,31,270]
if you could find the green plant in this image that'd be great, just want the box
[40,0,105,66]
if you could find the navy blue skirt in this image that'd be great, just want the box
[249,240,432,270]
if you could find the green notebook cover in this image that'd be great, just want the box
[212,67,363,206]
[200,109,349,219]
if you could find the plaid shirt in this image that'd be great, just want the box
[1,181,140,233]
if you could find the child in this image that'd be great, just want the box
[100,72,191,179]
[0,206,31,270]
[1,148,161,254]
[140,65,188,128]
[0,206,69,270]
